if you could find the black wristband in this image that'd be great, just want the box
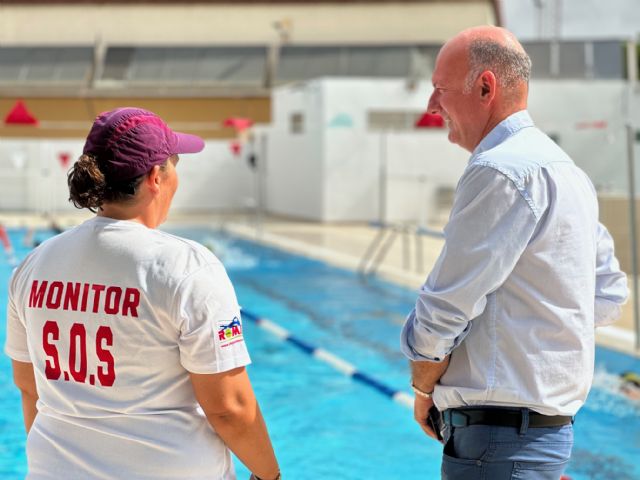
[251,473,281,480]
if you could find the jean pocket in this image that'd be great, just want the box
[441,426,491,480]
[442,452,483,480]
[444,425,491,461]
[442,451,484,466]
[511,459,570,480]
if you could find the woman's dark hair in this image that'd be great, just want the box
[67,154,145,212]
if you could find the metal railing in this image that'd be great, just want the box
[357,222,444,277]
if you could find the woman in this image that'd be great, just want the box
[5,107,280,480]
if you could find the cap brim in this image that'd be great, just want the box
[174,132,205,154]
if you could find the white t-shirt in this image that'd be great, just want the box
[5,217,251,479]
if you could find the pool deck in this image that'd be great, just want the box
[1,210,638,356]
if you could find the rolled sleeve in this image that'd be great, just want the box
[594,222,628,327]
[400,164,538,361]
[400,308,471,362]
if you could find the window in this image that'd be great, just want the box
[367,111,423,131]
[276,46,419,83]
[101,46,266,85]
[0,47,93,84]
[524,40,627,80]
[593,41,624,79]
[558,42,586,78]
[290,112,304,134]
[523,42,552,79]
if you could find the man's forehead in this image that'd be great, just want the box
[432,43,467,83]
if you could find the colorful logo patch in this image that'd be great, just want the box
[217,317,244,348]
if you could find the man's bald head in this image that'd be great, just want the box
[440,26,531,97]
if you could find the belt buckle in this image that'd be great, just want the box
[450,409,470,427]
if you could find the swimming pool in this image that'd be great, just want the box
[1,225,639,479]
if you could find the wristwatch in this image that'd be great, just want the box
[411,382,434,399]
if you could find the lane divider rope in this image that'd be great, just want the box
[242,308,414,409]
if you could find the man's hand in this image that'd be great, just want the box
[414,394,440,441]
[410,357,449,443]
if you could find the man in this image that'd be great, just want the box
[6,108,280,479]
[400,26,628,479]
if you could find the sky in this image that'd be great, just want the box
[502,0,640,40]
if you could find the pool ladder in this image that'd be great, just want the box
[357,222,444,277]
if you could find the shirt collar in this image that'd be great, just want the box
[471,110,534,158]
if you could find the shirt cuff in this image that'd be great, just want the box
[400,310,472,362]
[594,299,623,327]
[182,353,251,375]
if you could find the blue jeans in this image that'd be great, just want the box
[441,417,573,479]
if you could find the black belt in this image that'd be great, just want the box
[443,408,573,428]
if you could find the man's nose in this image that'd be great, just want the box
[427,91,440,114]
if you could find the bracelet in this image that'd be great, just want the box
[250,473,281,480]
[411,382,434,399]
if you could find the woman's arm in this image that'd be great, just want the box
[12,360,38,433]
[190,367,280,480]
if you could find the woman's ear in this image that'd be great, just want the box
[146,165,162,194]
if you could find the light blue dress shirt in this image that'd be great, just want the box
[401,110,628,416]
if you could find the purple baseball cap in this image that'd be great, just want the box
[83,107,205,181]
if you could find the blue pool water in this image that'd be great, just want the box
[1,225,639,479]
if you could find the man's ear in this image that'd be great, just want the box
[477,70,497,105]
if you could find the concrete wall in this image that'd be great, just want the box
[527,81,634,194]
[266,82,325,219]
[0,3,495,46]
[266,78,469,222]
[321,78,469,222]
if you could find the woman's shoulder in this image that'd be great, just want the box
[151,230,223,270]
